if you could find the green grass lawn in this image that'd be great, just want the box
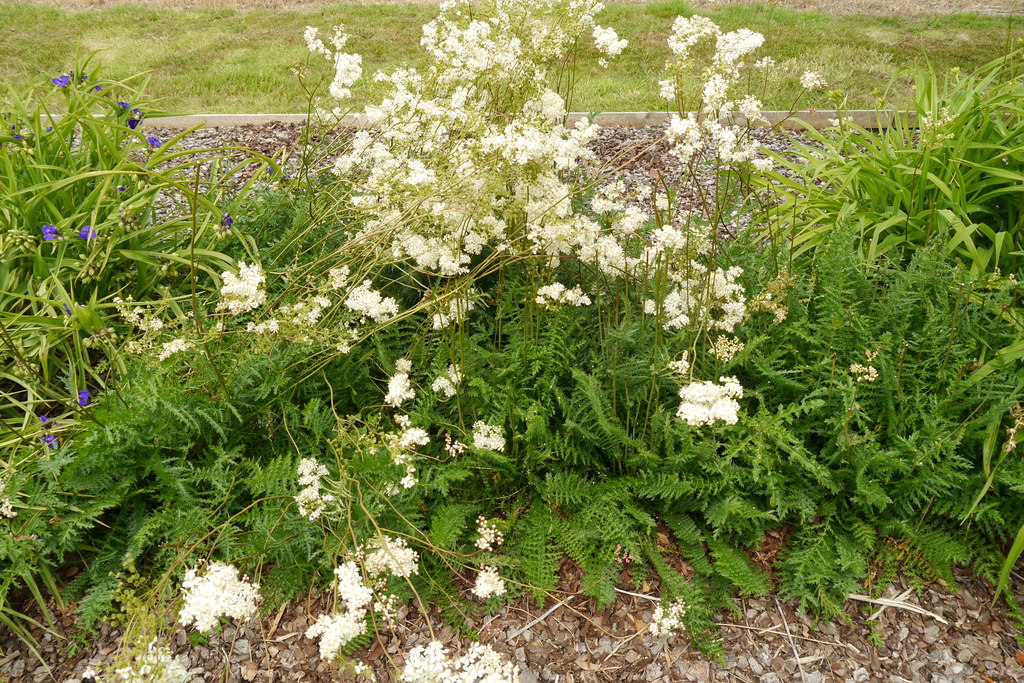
[1,1,1021,113]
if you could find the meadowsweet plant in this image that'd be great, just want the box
[87,0,793,654]
[9,2,1024,678]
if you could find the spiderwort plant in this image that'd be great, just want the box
[0,59,278,426]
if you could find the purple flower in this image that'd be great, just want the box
[132,108,142,116]
[39,415,50,424]
[78,390,91,407]
[41,434,58,450]
[41,224,58,241]
[63,304,72,315]
[93,85,102,92]
[146,136,161,147]
[127,119,140,130]
[78,225,96,240]
[50,73,70,87]
[44,127,52,133]
[118,101,130,109]
[222,213,233,228]
[117,186,127,192]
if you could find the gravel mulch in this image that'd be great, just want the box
[1,566,1022,682]
[141,119,810,230]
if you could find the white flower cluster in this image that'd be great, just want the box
[322,0,611,282]
[178,562,260,634]
[345,280,400,323]
[387,415,431,488]
[535,282,592,309]
[432,294,476,329]
[295,458,335,520]
[0,479,15,519]
[472,421,506,452]
[659,17,768,167]
[217,261,266,315]
[401,641,520,683]
[472,566,507,599]
[667,351,691,378]
[157,338,193,362]
[306,561,375,662]
[676,376,744,426]
[799,70,827,91]
[475,516,504,551]
[592,25,627,67]
[662,16,763,111]
[364,534,420,578]
[307,537,421,661]
[648,598,688,637]
[113,296,164,334]
[279,295,332,328]
[386,358,416,407]
[650,264,747,333]
[431,364,463,398]
[246,318,280,334]
[91,640,188,683]
[305,612,367,663]
[305,25,363,100]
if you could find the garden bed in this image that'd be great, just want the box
[4,2,1024,681]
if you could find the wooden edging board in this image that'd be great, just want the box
[140,110,917,131]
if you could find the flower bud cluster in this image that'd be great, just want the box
[850,363,879,382]
[710,335,745,362]
[474,516,504,551]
